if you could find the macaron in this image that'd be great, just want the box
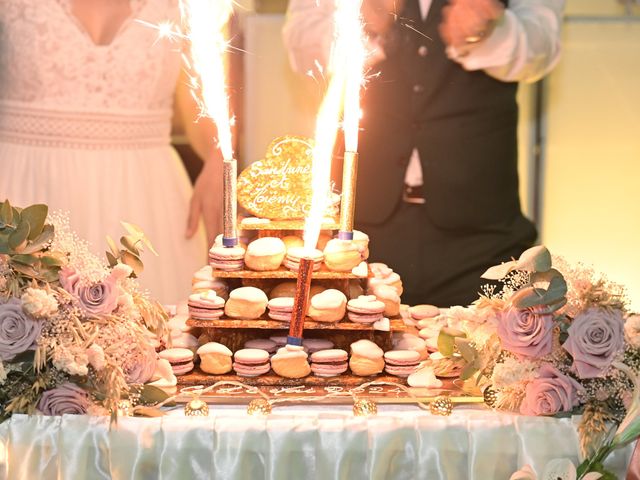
[188,290,225,320]
[197,342,233,374]
[349,339,385,376]
[393,332,430,359]
[270,345,311,379]
[158,348,195,376]
[323,239,362,272]
[282,235,304,251]
[191,265,230,299]
[224,287,269,319]
[209,245,246,271]
[310,349,348,377]
[269,281,325,300]
[409,304,440,321]
[303,338,335,354]
[168,330,199,352]
[384,350,421,377]
[244,237,286,271]
[233,348,271,377]
[284,247,324,272]
[268,335,289,349]
[347,295,385,324]
[244,338,278,355]
[371,284,401,317]
[267,297,294,322]
[308,289,347,323]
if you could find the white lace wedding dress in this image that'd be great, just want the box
[0,0,208,304]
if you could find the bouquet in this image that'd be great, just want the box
[434,246,639,479]
[0,200,168,420]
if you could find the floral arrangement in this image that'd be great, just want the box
[0,200,168,421]
[434,246,639,479]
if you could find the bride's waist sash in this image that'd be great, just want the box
[0,103,172,149]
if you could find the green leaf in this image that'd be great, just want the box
[8,220,30,251]
[455,338,478,363]
[481,260,517,280]
[11,350,36,364]
[437,328,466,357]
[40,254,65,267]
[120,235,140,256]
[22,224,55,254]
[514,245,552,273]
[20,204,48,240]
[121,250,144,277]
[121,221,158,256]
[38,268,61,283]
[459,363,480,381]
[137,384,171,406]
[10,254,39,265]
[11,262,39,278]
[0,200,13,225]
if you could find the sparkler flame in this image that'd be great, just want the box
[303,0,365,250]
[179,0,235,161]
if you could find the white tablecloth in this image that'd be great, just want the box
[0,405,635,480]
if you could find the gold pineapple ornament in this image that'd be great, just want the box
[352,398,378,417]
[247,398,272,416]
[430,396,453,416]
[184,398,210,417]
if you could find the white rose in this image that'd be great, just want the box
[52,347,89,377]
[624,314,640,348]
[21,288,58,318]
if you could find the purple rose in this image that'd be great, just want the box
[0,297,42,361]
[59,267,119,316]
[125,345,158,384]
[37,382,90,415]
[497,305,554,359]
[562,307,625,378]
[520,364,583,416]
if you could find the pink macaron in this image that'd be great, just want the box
[233,348,271,377]
[347,295,385,324]
[284,247,324,272]
[384,350,421,377]
[209,245,245,271]
[244,338,278,355]
[310,349,349,377]
[158,348,195,376]
[303,338,335,354]
[267,297,294,322]
[188,290,225,320]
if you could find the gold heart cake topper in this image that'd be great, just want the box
[238,136,315,220]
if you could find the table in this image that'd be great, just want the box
[0,405,636,479]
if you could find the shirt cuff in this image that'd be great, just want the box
[445,9,518,72]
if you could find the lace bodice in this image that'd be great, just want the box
[0,0,182,113]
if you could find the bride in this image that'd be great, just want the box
[0,0,223,304]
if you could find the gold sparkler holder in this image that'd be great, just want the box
[287,257,314,346]
[338,151,358,240]
[222,158,238,246]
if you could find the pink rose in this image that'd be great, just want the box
[59,267,119,316]
[124,345,158,384]
[520,364,583,416]
[562,307,624,378]
[497,305,554,359]
[0,298,42,361]
[37,382,90,415]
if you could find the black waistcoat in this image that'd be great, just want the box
[355,0,526,231]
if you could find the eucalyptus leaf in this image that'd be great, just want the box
[514,245,552,273]
[11,262,39,278]
[11,207,21,223]
[455,338,478,363]
[121,222,158,256]
[459,363,480,381]
[121,250,143,276]
[10,254,38,265]
[0,200,12,225]
[105,251,118,267]
[120,235,140,256]
[20,204,48,240]
[8,220,30,251]
[40,254,65,267]
[137,384,171,406]
[39,268,61,283]
[11,350,36,364]
[512,286,548,308]
[481,260,517,280]
[22,224,55,254]
[437,328,466,357]
[0,232,8,253]
[530,268,564,287]
[106,235,119,257]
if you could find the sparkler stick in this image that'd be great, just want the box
[180,0,238,246]
[287,257,314,346]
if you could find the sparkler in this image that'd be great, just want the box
[180,0,238,246]
[338,0,366,240]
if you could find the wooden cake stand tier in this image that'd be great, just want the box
[188,317,405,331]
[212,266,365,280]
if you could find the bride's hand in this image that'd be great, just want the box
[186,159,222,246]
